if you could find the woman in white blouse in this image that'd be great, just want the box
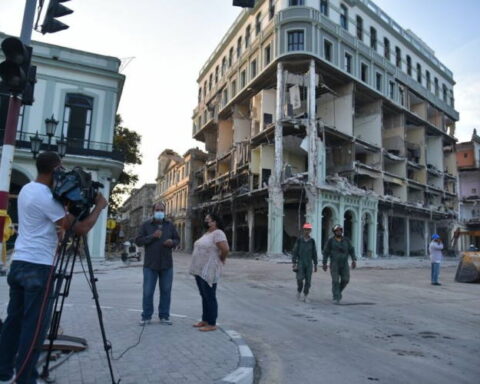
[189,213,229,332]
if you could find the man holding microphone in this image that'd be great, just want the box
[136,202,179,325]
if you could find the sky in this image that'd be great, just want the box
[1,0,479,189]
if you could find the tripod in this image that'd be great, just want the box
[41,229,118,383]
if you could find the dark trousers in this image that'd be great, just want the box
[142,267,173,320]
[194,275,218,326]
[0,261,54,384]
[330,261,350,301]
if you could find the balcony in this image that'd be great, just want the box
[1,130,124,162]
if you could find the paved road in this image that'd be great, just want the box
[1,254,479,384]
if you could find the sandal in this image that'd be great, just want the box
[199,325,217,332]
[193,321,208,328]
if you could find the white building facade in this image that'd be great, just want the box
[0,31,125,259]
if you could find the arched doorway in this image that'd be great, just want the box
[343,210,354,241]
[7,169,31,249]
[362,212,374,258]
[321,207,334,249]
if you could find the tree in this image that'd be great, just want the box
[109,114,142,214]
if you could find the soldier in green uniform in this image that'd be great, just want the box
[322,224,357,304]
[292,223,318,303]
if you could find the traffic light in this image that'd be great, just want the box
[41,0,74,34]
[0,37,32,95]
[233,0,255,7]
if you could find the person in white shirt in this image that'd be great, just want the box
[429,234,444,286]
[0,152,107,384]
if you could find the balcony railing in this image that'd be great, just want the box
[0,130,124,162]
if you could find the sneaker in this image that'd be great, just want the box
[432,282,442,286]
[303,295,309,303]
[159,318,172,325]
[333,298,340,304]
[296,292,301,300]
[138,319,151,326]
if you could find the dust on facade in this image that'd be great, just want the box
[121,0,477,256]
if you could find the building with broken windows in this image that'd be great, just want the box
[456,130,480,251]
[155,148,208,251]
[191,0,459,257]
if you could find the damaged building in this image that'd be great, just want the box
[191,0,459,257]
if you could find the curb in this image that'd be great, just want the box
[215,329,255,384]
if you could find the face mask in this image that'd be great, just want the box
[154,211,165,221]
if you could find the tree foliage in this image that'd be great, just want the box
[109,114,142,214]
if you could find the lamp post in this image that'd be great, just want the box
[56,131,67,158]
[29,131,43,158]
[44,114,58,150]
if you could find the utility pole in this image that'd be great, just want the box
[0,0,37,273]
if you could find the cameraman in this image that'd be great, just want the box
[0,152,107,384]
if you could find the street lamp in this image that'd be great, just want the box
[29,131,43,158]
[45,114,59,149]
[56,131,67,158]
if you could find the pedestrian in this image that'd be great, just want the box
[0,152,107,384]
[429,234,443,285]
[189,213,229,332]
[322,224,357,304]
[135,202,180,326]
[292,223,318,303]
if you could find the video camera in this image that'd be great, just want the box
[53,166,104,219]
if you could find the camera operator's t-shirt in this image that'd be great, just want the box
[13,181,66,266]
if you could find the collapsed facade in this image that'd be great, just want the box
[192,0,459,257]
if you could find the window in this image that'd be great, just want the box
[62,94,93,148]
[256,13,261,35]
[324,40,332,62]
[241,70,246,88]
[406,55,412,76]
[375,73,382,91]
[442,84,447,101]
[289,0,304,5]
[203,82,207,98]
[245,25,251,48]
[395,46,401,68]
[384,37,390,60]
[320,0,328,16]
[450,91,454,107]
[344,53,352,73]
[251,59,257,78]
[340,4,348,30]
[264,44,271,65]
[222,89,228,106]
[434,77,439,96]
[389,81,395,99]
[231,80,237,96]
[269,0,275,20]
[370,27,377,50]
[221,57,227,75]
[361,63,368,82]
[287,30,304,51]
[426,70,431,91]
[356,16,363,41]
[416,63,422,84]
[209,74,213,90]
[229,47,234,67]
[399,86,405,106]
[237,37,242,59]
[198,87,202,102]
[215,66,219,84]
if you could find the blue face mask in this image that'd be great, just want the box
[153,211,165,221]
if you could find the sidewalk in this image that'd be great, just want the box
[0,259,253,384]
